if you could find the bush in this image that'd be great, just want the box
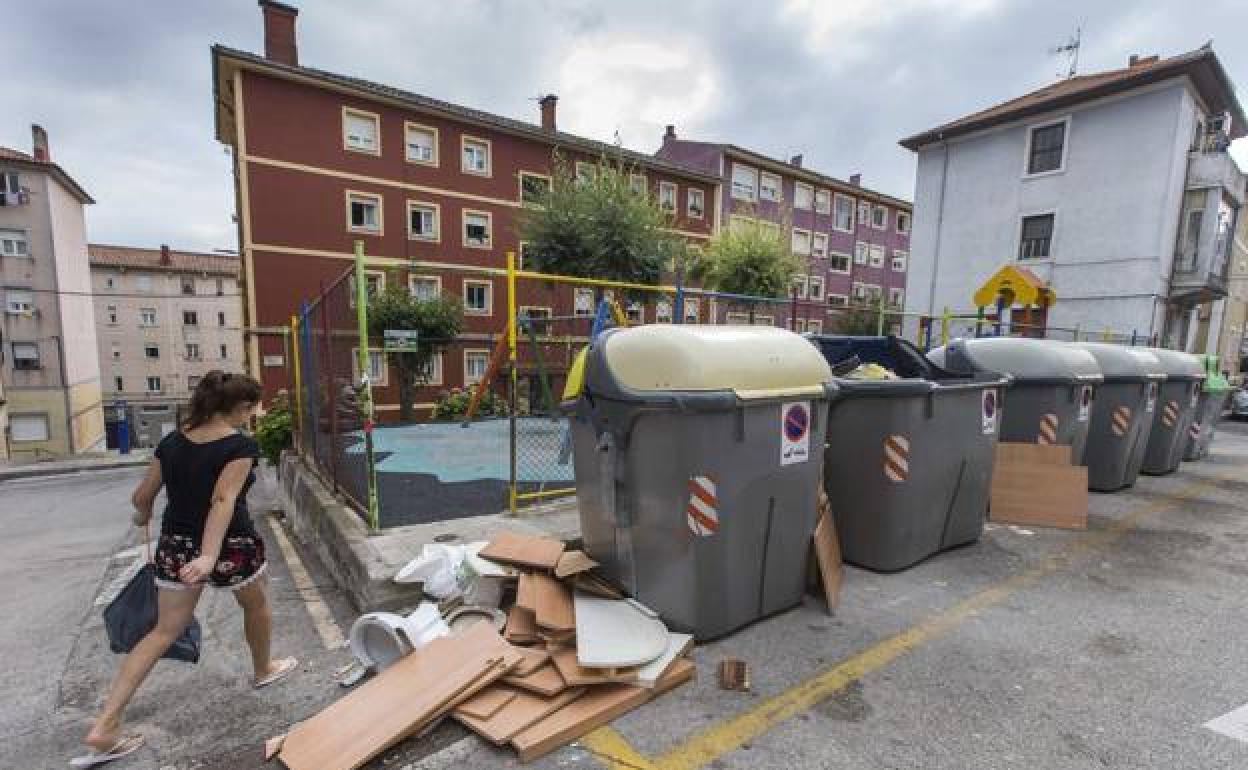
[254,402,293,466]
[431,386,508,421]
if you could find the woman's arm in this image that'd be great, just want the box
[130,459,163,527]
[177,457,253,585]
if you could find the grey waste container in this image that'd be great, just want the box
[807,336,1010,572]
[929,338,1103,463]
[1141,348,1205,475]
[1184,355,1234,461]
[566,325,836,640]
[1071,343,1166,491]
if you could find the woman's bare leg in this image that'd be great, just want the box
[233,574,277,680]
[85,585,202,750]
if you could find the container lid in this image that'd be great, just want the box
[929,337,1103,384]
[595,325,832,399]
[1070,342,1166,383]
[1200,354,1234,392]
[1141,347,1206,382]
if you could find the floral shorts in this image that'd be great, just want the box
[154,533,268,591]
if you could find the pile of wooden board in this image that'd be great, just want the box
[461,531,696,762]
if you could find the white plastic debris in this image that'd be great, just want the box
[393,541,512,600]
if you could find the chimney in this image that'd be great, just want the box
[539,94,558,132]
[789,154,803,168]
[159,244,172,266]
[664,124,677,144]
[31,124,49,162]
[259,0,299,66]
[1128,53,1158,68]
[849,173,862,187]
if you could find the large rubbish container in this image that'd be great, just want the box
[928,338,1103,463]
[1184,355,1234,461]
[566,325,836,640]
[1141,348,1205,474]
[1071,343,1166,491]
[807,335,1010,572]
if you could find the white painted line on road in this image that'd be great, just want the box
[1205,702,1248,743]
[264,516,347,650]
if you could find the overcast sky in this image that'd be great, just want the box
[6,0,1248,253]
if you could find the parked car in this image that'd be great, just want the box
[1231,386,1248,420]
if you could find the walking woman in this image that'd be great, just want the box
[78,371,297,766]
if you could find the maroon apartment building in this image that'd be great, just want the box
[212,2,720,415]
[657,133,912,333]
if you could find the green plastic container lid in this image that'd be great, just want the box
[1201,354,1234,393]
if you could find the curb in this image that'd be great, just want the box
[0,457,151,483]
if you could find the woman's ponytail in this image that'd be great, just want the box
[184,370,263,429]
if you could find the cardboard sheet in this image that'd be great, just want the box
[531,574,575,632]
[990,442,1088,530]
[479,532,565,570]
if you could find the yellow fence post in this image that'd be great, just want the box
[941,306,951,346]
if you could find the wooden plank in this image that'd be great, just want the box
[502,662,568,697]
[504,605,538,644]
[512,646,551,677]
[995,442,1072,466]
[990,461,1088,530]
[531,573,575,632]
[278,624,522,770]
[812,506,843,614]
[511,659,696,763]
[554,550,598,579]
[479,532,565,570]
[515,572,538,612]
[452,685,521,721]
[550,648,639,687]
[454,687,586,745]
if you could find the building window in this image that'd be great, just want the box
[827,294,848,308]
[347,271,384,308]
[139,308,157,326]
[812,233,828,259]
[352,349,389,387]
[519,306,552,335]
[347,191,382,234]
[891,250,908,272]
[342,107,380,154]
[858,202,871,227]
[461,136,492,176]
[806,319,823,334]
[463,279,492,315]
[794,182,814,210]
[834,194,855,232]
[658,181,677,212]
[5,289,33,314]
[407,201,440,241]
[792,229,811,255]
[896,211,911,234]
[462,210,492,248]
[731,164,758,202]
[115,376,124,392]
[759,172,782,203]
[574,288,595,317]
[574,161,597,186]
[215,278,224,296]
[464,349,490,385]
[854,242,868,265]
[180,276,195,295]
[418,353,443,386]
[889,287,905,309]
[186,343,201,360]
[519,172,551,205]
[869,244,885,268]
[10,414,49,442]
[183,310,198,326]
[828,252,850,273]
[815,189,831,215]
[851,282,867,302]
[1027,121,1066,175]
[1019,213,1055,259]
[219,344,228,359]
[188,376,201,390]
[12,341,40,370]
[409,275,441,300]
[104,274,116,289]
[111,342,120,360]
[655,300,672,324]
[683,297,700,324]
[516,241,530,269]
[146,376,162,393]
[871,205,887,229]
[629,173,647,196]
[1177,190,1204,271]
[136,274,152,293]
[0,229,28,257]
[2,172,19,198]
[218,311,226,326]
[107,305,118,325]
[626,302,643,322]
[792,276,808,300]
[404,122,438,165]
[808,275,825,300]
[144,344,159,359]
[681,188,705,220]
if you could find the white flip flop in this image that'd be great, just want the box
[69,734,145,768]
[254,656,299,689]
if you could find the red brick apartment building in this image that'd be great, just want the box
[212,1,720,415]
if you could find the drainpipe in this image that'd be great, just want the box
[53,335,73,453]
[925,137,951,318]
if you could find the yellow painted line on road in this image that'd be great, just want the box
[584,476,1225,770]
[265,515,347,650]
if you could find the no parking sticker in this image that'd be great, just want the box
[1078,386,1092,422]
[982,389,998,435]
[780,401,811,466]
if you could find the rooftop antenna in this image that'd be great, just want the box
[1049,26,1081,79]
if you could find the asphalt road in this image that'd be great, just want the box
[3,418,1248,769]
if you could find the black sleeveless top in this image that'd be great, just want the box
[155,431,260,543]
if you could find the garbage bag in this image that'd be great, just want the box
[103,563,202,664]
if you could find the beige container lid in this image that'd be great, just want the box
[599,325,832,399]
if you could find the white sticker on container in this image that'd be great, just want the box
[982,389,998,435]
[1146,383,1158,413]
[780,401,811,466]
[1078,386,1092,422]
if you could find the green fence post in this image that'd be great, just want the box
[353,240,381,531]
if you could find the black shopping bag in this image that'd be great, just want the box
[103,563,202,664]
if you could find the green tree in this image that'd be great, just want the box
[367,280,465,422]
[692,214,801,320]
[517,154,685,285]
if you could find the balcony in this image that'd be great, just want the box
[1187,133,1246,205]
